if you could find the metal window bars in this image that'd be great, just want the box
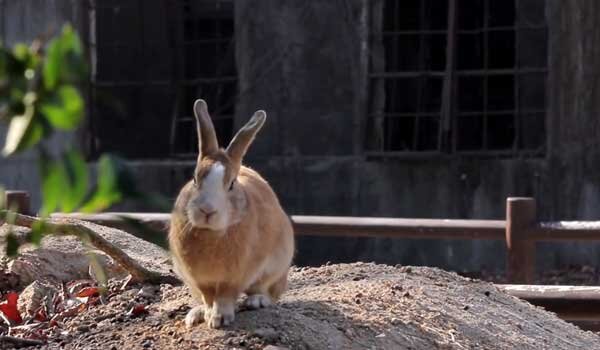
[87,0,236,159]
[367,0,547,157]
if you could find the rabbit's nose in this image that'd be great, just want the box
[199,207,217,218]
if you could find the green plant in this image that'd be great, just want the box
[0,24,166,258]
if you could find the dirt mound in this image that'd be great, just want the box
[4,262,596,350]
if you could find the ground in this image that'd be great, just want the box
[3,262,598,350]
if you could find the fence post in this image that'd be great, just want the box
[4,190,31,215]
[506,197,536,284]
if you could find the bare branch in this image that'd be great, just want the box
[1,210,180,285]
[0,335,44,347]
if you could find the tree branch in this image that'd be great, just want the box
[0,335,44,347]
[1,210,180,285]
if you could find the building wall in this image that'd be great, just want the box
[228,0,600,272]
[3,1,600,273]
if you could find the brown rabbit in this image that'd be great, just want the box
[169,99,295,329]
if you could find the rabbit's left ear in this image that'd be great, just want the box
[226,110,266,164]
[194,99,219,158]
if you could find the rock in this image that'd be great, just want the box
[77,325,90,333]
[400,266,412,273]
[17,280,57,317]
[0,267,21,291]
[137,286,158,299]
[263,346,290,350]
[252,327,279,342]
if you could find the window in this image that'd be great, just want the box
[367,0,547,156]
[88,0,236,159]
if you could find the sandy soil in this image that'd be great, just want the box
[3,262,598,350]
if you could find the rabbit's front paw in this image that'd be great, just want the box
[184,305,205,328]
[207,302,234,328]
[244,294,273,309]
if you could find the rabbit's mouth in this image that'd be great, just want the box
[188,208,228,232]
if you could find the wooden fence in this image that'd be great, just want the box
[5,191,600,284]
[6,190,600,330]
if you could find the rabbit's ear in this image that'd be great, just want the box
[193,99,219,157]
[226,110,266,164]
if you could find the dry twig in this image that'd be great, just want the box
[0,335,44,347]
[1,210,180,285]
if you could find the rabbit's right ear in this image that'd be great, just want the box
[226,110,266,165]
[193,99,219,158]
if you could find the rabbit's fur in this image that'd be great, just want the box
[169,100,294,329]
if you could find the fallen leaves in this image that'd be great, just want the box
[126,304,148,318]
[75,286,100,298]
[0,274,139,346]
[0,292,22,325]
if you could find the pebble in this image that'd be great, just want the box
[252,327,279,342]
[391,284,403,291]
[138,286,157,299]
[390,318,401,325]
[263,346,290,350]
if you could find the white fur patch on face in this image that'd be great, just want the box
[204,162,226,196]
[188,162,229,230]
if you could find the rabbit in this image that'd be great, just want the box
[168,99,295,329]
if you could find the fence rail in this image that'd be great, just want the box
[6,191,600,330]
[5,191,600,285]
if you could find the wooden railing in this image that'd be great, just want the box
[5,191,600,285]
[5,190,600,330]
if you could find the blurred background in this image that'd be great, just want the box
[2,0,600,279]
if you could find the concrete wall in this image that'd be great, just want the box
[85,0,600,273]
[4,1,600,274]
[228,0,600,272]
[0,0,87,210]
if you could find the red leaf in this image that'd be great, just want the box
[75,287,99,298]
[126,304,147,317]
[0,292,23,324]
[34,306,48,322]
[86,296,101,306]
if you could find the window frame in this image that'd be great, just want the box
[365,0,548,159]
[86,0,237,160]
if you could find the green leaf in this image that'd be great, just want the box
[11,44,38,70]
[42,38,60,89]
[61,150,89,212]
[43,24,84,90]
[6,232,19,257]
[40,85,83,130]
[80,155,123,213]
[39,153,68,216]
[29,221,47,245]
[2,106,44,155]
